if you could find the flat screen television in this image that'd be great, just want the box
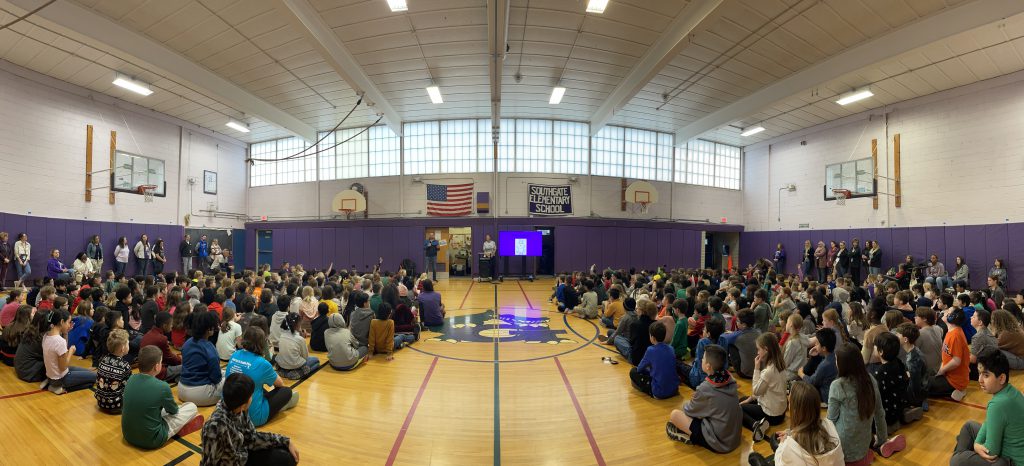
[499,231,542,257]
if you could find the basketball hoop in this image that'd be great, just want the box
[136,184,157,203]
[339,208,354,219]
[638,201,650,214]
[831,188,852,206]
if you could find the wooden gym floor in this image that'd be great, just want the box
[0,279,987,465]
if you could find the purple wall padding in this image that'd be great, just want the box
[245,217,742,276]
[0,212,185,282]
[739,222,1024,290]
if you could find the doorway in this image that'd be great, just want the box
[257,230,273,269]
[424,227,472,280]
[706,232,739,272]
[536,227,555,275]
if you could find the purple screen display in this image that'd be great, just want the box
[499,231,542,256]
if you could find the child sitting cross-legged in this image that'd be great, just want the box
[747,381,843,466]
[95,329,132,414]
[200,372,300,466]
[122,345,203,450]
[872,332,923,432]
[629,321,679,399]
[741,333,788,440]
[666,344,742,454]
[950,348,1024,466]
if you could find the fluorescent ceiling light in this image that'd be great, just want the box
[549,86,566,104]
[386,0,407,12]
[426,85,443,104]
[835,88,874,106]
[225,120,250,133]
[586,0,608,13]
[112,74,153,96]
[740,126,765,137]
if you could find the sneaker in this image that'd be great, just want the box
[879,434,906,458]
[176,415,204,437]
[48,385,66,395]
[665,422,692,444]
[752,417,769,443]
[922,399,930,412]
[903,406,924,424]
[597,335,609,343]
[952,389,967,402]
[38,379,49,390]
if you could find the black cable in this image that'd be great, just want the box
[246,115,384,163]
[0,0,56,32]
[273,95,362,159]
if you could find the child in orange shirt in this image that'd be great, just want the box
[929,308,969,401]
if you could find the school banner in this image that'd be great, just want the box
[527,184,573,216]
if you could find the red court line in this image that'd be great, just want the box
[458,279,476,310]
[931,398,986,411]
[554,357,607,466]
[516,280,536,310]
[385,356,440,466]
[0,389,45,400]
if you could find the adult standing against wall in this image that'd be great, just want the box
[14,233,30,288]
[424,233,439,281]
[113,237,129,276]
[196,235,210,273]
[152,239,166,276]
[0,232,11,289]
[179,234,194,277]
[134,234,152,277]
[801,240,814,280]
[814,241,828,283]
[827,241,838,279]
[867,241,882,277]
[86,235,103,274]
[848,238,863,285]
[773,243,786,274]
[835,241,849,278]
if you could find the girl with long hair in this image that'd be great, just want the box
[828,345,905,461]
[741,333,788,436]
[748,381,843,465]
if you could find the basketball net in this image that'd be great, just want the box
[340,209,353,220]
[831,189,851,206]
[137,185,157,203]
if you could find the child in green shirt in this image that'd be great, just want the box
[122,346,203,449]
[670,300,689,360]
[951,348,1024,465]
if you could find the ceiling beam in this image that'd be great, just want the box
[5,0,317,141]
[674,0,1024,144]
[488,0,510,136]
[277,0,403,137]
[589,0,725,136]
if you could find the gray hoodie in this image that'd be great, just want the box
[682,376,742,453]
[349,307,375,348]
[325,314,362,368]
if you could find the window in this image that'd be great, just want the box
[369,126,400,177]
[440,120,479,173]
[591,126,624,177]
[336,127,369,180]
[515,119,552,172]
[552,121,588,174]
[496,119,515,172]
[476,119,494,173]
[622,128,673,181]
[403,121,440,175]
[680,139,741,189]
[714,142,741,189]
[248,136,315,187]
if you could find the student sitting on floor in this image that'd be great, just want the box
[1,305,32,366]
[670,299,689,361]
[178,310,224,407]
[369,303,415,361]
[122,346,203,450]
[571,279,599,319]
[723,308,760,379]
[782,314,809,381]
[747,381,843,466]
[275,312,320,380]
[950,348,1024,466]
[225,327,299,427]
[95,329,132,414]
[873,332,921,432]
[629,321,679,399]
[325,313,367,371]
[627,300,658,366]
[309,302,330,352]
[41,309,96,394]
[140,312,182,383]
[915,306,943,374]
[200,372,300,466]
[894,322,931,414]
[68,300,94,357]
[666,344,742,454]
[991,309,1024,370]
[829,344,905,462]
[348,291,375,349]
[681,316,726,389]
[799,328,838,402]
[971,309,997,369]
[930,308,969,402]
[601,288,625,330]
[741,332,788,438]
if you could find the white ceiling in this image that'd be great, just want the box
[0,0,1022,148]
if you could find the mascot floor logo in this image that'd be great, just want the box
[425,309,577,345]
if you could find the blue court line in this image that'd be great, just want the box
[562,314,618,355]
[492,284,501,466]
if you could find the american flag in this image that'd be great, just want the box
[427,183,473,216]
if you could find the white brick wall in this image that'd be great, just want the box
[0,61,247,228]
[744,69,1024,231]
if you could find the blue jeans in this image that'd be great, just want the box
[425,255,437,280]
[15,262,30,283]
[600,316,615,329]
[393,333,416,349]
[135,258,150,276]
[113,261,127,276]
[926,276,949,290]
[57,366,97,392]
[869,266,881,276]
[613,335,631,361]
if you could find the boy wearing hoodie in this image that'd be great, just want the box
[666,344,742,453]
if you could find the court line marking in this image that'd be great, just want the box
[492,283,502,466]
[403,315,600,364]
[173,436,203,454]
[930,398,986,411]
[515,280,537,310]
[0,389,46,400]
[458,279,476,309]
[554,357,607,466]
[164,451,194,466]
[288,360,327,389]
[385,356,440,466]
[562,313,619,355]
